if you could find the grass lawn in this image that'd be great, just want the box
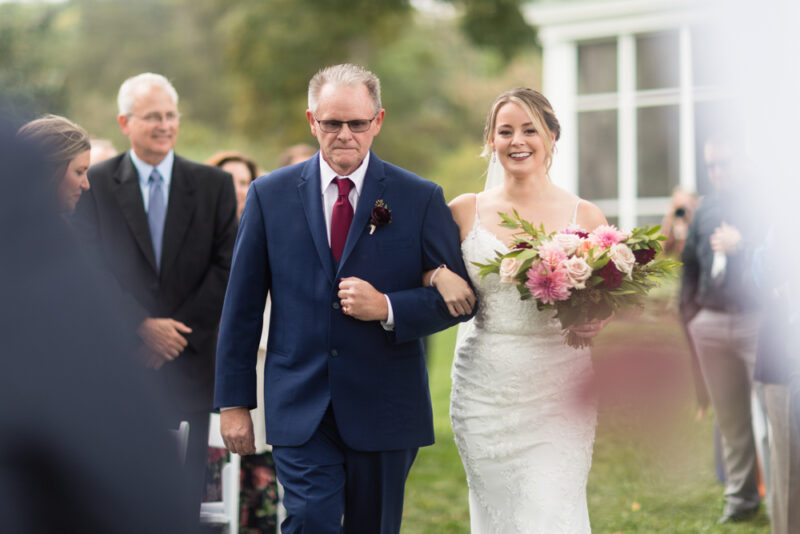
[402,319,770,533]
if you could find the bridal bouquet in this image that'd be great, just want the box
[474,211,680,348]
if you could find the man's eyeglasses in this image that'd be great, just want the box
[130,112,181,125]
[314,113,377,133]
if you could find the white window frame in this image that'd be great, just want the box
[525,0,723,230]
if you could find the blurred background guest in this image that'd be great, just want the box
[72,73,238,520]
[205,149,282,533]
[89,137,118,165]
[661,187,699,258]
[1,114,193,533]
[277,142,316,168]
[680,133,763,525]
[16,114,90,214]
[206,150,260,222]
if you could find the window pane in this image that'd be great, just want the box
[637,105,679,197]
[578,40,617,94]
[692,25,728,87]
[578,110,618,200]
[637,31,679,90]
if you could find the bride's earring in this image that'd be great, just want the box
[491,151,496,163]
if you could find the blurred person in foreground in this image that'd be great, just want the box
[753,213,800,534]
[16,114,91,214]
[206,149,281,531]
[214,63,474,534]
[72,72,238,518]
[1,116,192,532]
[680,133,763,524]
[89,137,118,165]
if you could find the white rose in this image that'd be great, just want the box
[553,233,581,256]
[499,257,522,284]
[609,243,635,277]
[564,256,593,289]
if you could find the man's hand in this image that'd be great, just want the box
[710,222,742,254]
[338,277,388,321]
[137,317,192,360]
[138,346,168,370]
[220,408,256,455]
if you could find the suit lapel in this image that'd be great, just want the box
[160,156,195,277]
[298,156,335,283]
[337,153,386,274]
[112,154,158,273]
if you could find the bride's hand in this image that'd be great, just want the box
[568,314,614,339]
[423,266,476,317]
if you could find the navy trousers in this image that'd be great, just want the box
[272,406,418,534]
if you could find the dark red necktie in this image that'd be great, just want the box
[330,177,354,262]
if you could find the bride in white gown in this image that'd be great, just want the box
[425,88,611,533]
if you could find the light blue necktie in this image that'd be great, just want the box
[147,169,166,270]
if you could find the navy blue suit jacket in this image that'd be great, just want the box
[214,152,472,451]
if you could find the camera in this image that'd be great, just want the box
[674,207,687,218]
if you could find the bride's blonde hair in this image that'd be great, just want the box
[482,88,561,174]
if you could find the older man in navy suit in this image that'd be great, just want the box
[214,64,474,533]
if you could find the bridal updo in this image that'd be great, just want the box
[482,88,561,173]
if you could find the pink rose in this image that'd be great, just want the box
[553,233,581,256]
[563,256,593,289]
[499,257,523,284]
[537,240,567,268]
[608,243,635,277]
[525,261,572,304]
[589,225,629,248]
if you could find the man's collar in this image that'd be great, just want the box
[318,152,370,195]
[129,149,174,186]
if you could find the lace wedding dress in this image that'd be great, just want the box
[451,198,597,533]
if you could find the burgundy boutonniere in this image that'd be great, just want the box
[369,199,392,235]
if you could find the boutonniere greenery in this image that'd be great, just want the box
[369,199,392,235]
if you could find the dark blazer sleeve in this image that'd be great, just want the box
[214,186,269,409]
[172,166,237,332]
[386,184,475,344]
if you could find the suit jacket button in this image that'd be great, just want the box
[330,349,338,357]
[332,302,340,310]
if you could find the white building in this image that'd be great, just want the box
[525,0,727,229]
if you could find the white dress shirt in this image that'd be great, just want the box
[130,149,174,211]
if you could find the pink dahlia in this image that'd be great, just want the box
[537,240,568,268]
[588,225,628,248]
[525,262,572,304]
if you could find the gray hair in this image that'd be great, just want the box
[308,64,381,115]
[117,73,179,116]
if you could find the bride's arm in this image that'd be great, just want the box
[421,193,478,317]
[422,266,476,317]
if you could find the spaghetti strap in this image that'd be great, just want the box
[571,199,583,226]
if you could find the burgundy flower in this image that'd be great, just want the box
[633,247,656,265]
[598,261,623,289]
[369,199,391,234]
[513,241,533,249]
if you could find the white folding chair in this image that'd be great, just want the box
[199,412,240,534]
